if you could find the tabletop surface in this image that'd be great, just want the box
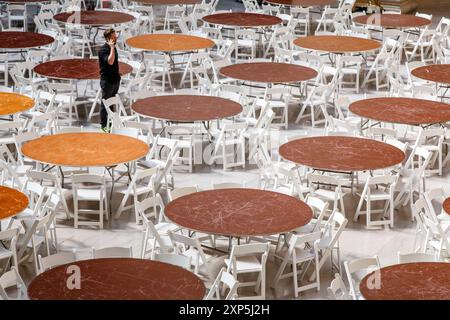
[294,35,381,53]
[21,133,149,167]
[126,34,215,52]
[165,188,313,237]
[133,0,200,4]
[27,258,206,300]
[203,12,282,27]
[220,62,317,84]
[443,197,450,215]
[132,95,242,122]
[0,0,57,2]
[349,97,450,126]
[33,58,133,80]
[0,31,54,49]
[0,186,29,220]
[353,14,431,28]
[279,136,405,172]
[412,64,450,85]
[360,262,450,300]
[265,0,336,6]
[53,10,135,25]
[0,92,34,116]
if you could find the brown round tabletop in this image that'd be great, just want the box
[22,133,149,167]
[443,198,450,216]
[0,0,56,3]
[220,62,317,84]
[33,58,132,80]
[412,64,450,85]
[349,97,450,126]
[132,0,200,4]
[165,188,313,237]
[0,186,29,220]
[279,136,405,172]
[0,31,54,50]
[28,258,206,300]
[360,262,450,300]
[353,14,431,29]
[294,35,381,54]
[203,12,282,28]
[265,0,336,6]
[132,95,242,122]
[53,10,135,26]
[126,34,214,52]
[0,92,34,116]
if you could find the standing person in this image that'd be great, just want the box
[98,28,121,132]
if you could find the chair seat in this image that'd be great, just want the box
[314,188,342,200]
[0,247,13,260]
[361,189,392,201]
[75,189,104,201]
[224,255,262,273]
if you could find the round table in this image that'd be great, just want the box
[165,188,313,237]
[360,262,450,300]
[294,35,381,54]
[0,186,28,221]
[220,62,317,84]
[132,0,200,4]
[279,136,405,172]
[0,0,56,3]
[132,95,242,122]
[264,0,336,6]
[28,258,206,300]
[0,92,34,116]
[0,31,54,50]
[349,97,450,126]
[443,197,450,216]
[353,14,431,29]
[21,133,149,167]
[412,64,450,86]
[33,58,133,80]
[53,10,135,26]
[126,34,215,52]
[202,12,282,28]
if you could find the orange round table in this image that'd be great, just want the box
[349,97,450,126]
[0,31,54,50]
[34,58,133,80]
[220,62,317,84]
[412,64,450,86]
[279,136,405,172]
[0,186,28,220]
[53,10,135,26]
[203,12,282,28]
[126,34,214,52]
[360,262,450,300]
[294,35,381,54]
[165,188,312,237]
[353,14,431,29]
[21,133,149,167]
[0,92,34,116]
[265,0,336,6]
[28,258,206,300]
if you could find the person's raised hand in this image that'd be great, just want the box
[107,38,115,48]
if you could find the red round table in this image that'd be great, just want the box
[220,62,317,84]
[265,0,336,6]
[353,14,431,29]
[443,198,450,216]
[165,188,313,237]
[0,186,28,221]
[279,136,405,172]
[0,31,54,50]
[53,10,135,26]
[28,258,206,300]
[294,35,381,54]
[360,262,450,300]
[412,64,450,86]
[33,58,132,80]
[126,34,215,52]
[132,95,242,122]
[133,0,200,4]
[349,97,450,126]
[203,12,282,28]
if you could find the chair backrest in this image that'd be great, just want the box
[327,273,350,300]
[205,267,239,300]
[306,195,329,232]
[423,188,446,221]
[168,185,199,201]
[0,267,27,300]
[397,252,436,263]
[153,253,191,270]
[92,246,132,259]
[213,182,244,189]
[37,251,76,274]
[344,256,381,299]
[228,242,270,276]
[136,193,165,223]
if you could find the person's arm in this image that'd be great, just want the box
[107,39,115,65]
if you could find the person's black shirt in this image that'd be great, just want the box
[98,43,120,83]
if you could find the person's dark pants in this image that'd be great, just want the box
[100,80,120,129]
